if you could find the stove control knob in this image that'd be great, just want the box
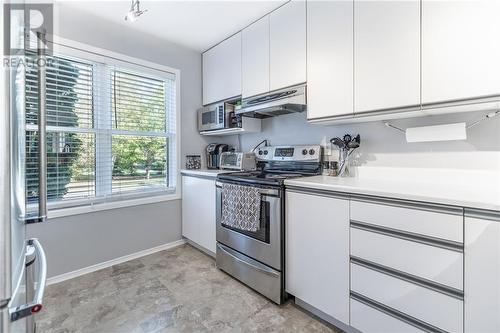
[263,150,268,155]
[302,149,308,155]
[309,149,316,155]
[258,150,263,155]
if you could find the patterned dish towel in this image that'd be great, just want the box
[221,183,261,232]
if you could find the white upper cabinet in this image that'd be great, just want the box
[422,0,500,104]
[269,1,306,91]
[307,0,353,119]
[354,0,420,113]
[242,16,270,98]
[202,33,242,105]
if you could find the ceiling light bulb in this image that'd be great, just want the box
[126,11,137,22]
[124,0,147,22]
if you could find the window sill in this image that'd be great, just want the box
[47,193,181,219]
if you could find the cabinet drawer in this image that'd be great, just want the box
[351,227,463,290]
[351,200,463,243]
[351,298,426,333]
[351,263,463,333]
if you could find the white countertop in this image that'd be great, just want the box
[285,167,500,212]
[180,169,233,178]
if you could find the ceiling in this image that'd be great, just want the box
[56,0,287,52]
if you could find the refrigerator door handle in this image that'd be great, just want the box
[9,239,47,322]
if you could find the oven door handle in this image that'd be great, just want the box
[215,182,279,197]
[217,244,279,278]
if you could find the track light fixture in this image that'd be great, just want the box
[125,0,147,22]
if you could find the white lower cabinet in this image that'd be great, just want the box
[181,175,216,253]
[351,263,463,333]
[351,227,464,290]
[284,191,500,333]
[285,190,349,323]
[465,213,500,333]
[351,299,426,333]
[350,200,463,243]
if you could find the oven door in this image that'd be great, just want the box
[216,181,282,270]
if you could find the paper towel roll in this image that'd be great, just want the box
[405,123,467,143]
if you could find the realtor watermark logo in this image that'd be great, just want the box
[3,3,53,57]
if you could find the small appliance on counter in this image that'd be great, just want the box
[219,152,257,171]
[206,143,230,169]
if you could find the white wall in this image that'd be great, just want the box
[29,201,181,278]
[27,5,233,278]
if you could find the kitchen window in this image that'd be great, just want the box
[25,43,179,213]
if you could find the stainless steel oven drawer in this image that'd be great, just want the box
[216,243,283,304]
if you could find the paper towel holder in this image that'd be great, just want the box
[384,110,499,142]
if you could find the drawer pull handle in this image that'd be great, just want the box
[350,292,448,333]
[350,220,463,252]
[351,197,464,216]
[351,256,464,300]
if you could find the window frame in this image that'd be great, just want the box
[30,36,181,218]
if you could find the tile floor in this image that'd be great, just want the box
[37,244,340,333]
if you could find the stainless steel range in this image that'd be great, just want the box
[215,145,322,304]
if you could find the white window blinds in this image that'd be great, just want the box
[25,51,177,210]
[25,54,96,204]
[110,69,174,195]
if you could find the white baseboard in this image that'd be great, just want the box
[47,239,186,286]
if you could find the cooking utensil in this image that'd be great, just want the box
[346,140,360,149]
[330,137,345,149]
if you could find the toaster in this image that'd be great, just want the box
[219,152,257,171]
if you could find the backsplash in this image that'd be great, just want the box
[236,110,500,173]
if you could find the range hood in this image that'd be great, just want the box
[236,85,306,118]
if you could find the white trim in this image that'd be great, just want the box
[47,36,180,79]
[47,193,181,219]
[46,239,186,285]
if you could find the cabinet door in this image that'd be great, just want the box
[269,0,306,91]
[354,0,420,113]
[422,0,500,104]
[307,0,353,119]
[465,214,500,333]
[202,33,242,105]
[242,16,270,98]
[182,176,217,253]
[286,191,349,323]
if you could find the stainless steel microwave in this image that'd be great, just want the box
[198,102,234,132]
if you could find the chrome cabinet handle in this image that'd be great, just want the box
[10,239,47,321]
